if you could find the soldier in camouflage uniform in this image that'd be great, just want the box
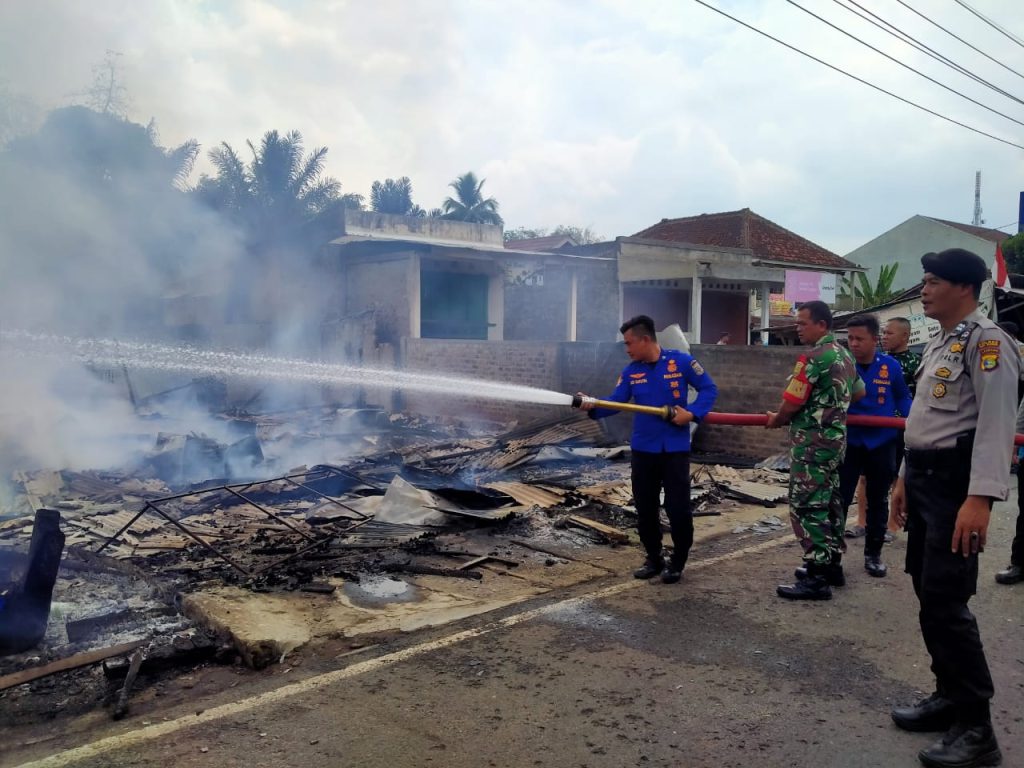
[767,300,865,600]
[883,317,922,397]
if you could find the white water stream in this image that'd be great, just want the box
[0,330,574,407]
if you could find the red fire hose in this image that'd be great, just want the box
[702,412,1024,447]
[569,398,1024,447]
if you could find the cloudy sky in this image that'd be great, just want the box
[1,0,1022,255]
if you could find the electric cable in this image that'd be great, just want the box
[784,0,1024,128]
[829,0,1024,106]
[893,0,1024,82]
[690,0,1024,151]
[951,0,1024,52]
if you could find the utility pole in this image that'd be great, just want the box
[973,171,984,226]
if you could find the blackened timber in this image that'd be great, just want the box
[222,487,316,542]
[143,501,252,577]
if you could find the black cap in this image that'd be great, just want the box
[921,248,988,287]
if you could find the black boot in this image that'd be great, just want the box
[777,565,832,600]
[633,557,664,580]
[794,562,846,587]
[660,559,684,584]
[864,554,887,578]
[891,692,956,732]
[994,564,1023,585]
[918,723,1001,768]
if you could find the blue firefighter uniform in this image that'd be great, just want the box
[840,352,913,568]
[590,349,718,571]
[591,349,718,451]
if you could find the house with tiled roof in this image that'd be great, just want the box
[559,208,860,345]
[634,208,857,271]
[844,214,1011,292]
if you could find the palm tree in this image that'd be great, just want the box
[840,263,901,308]
[194,129,361,248]
[441,171,503,225]
[371,176,415,215]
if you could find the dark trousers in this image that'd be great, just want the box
[631,450,693,568]
[839,442,896,557]
[905,448,994,724]
[1012,480,1024,566]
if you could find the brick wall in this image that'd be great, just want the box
[504,264,572,342]
[400,338,564,425]
[688,344,795,458]
[396,339,800,459]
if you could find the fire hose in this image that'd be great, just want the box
[570,395,1024,447]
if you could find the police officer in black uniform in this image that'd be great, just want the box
[888,249,1019,768]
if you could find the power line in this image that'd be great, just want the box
[784,0,1024,127]
[892,0,1024,82]
[830,0,1024,107]
[951,0,1024,51]
[689,0,1024,151]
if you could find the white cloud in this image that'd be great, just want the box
[1,0,1022,255]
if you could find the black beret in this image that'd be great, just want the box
[921,248,988,287]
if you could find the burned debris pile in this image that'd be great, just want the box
[0,404,791,723]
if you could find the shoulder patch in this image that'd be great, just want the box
[980,349,1000,372]
[690,360,705,376]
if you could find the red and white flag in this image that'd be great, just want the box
[993,242,1011,290]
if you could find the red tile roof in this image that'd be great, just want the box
[923,217,1012,244]
[632,208,856,270]
[504,235,578,251]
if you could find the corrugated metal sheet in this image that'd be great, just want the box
[718,480,788,503]
[483,482,566,508]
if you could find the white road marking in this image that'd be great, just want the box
[13,535,788,768]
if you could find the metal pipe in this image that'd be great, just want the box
[571,394,672,420]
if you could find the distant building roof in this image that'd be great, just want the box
[632,208,856,270]
[921,217,1012,244]
[504,235,579,251]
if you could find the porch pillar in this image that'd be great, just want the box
[690,276,703,345]
[760,281,771,346]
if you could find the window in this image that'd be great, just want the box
[420,270,489,339]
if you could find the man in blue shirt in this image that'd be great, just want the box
[578,315,718,584]
[840,314,912,578]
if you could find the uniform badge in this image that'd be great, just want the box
[690,360,705,376]
[980,351,1000,371]
[935,367,951,379]
[630,373,646,379]
[672,390,681,399]
[932,382,947,398]
[877,396,885,404]
[670,381,679,389]
[949,343,964,353]
[667,359,678,373]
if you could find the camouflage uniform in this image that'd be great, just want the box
[782,333,864,565]
[890,348,922,398]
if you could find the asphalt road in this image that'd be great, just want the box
[5,490,1023,768]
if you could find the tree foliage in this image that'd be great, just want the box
[194,129,361,250]
[370,176,418,215]
[441,171,503,225]
[503,224,603,244]
[1002,233,1024,274]
[840,263,901,308]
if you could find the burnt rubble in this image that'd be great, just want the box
[0,403,789,720]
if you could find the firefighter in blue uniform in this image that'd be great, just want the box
[578,315,718,584]
[839,313,913,578]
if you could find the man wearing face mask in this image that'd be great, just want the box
[888,249,1019,768]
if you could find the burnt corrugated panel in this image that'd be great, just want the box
[483,482,566,508]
